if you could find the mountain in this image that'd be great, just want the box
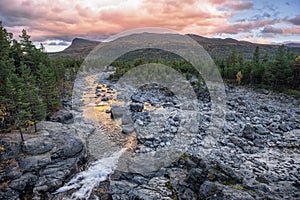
[48,38,100,58]
[285,42,300,48]
[48,35,300,59]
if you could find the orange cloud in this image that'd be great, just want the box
[0,0,298,47]
[0,0,234,39]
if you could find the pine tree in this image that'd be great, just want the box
[18,63,46,132]
[37,63,60,117]
[263,45,292,87]
[262,50,269,63]
[0,21,16,131]
[252,46,260,64]
[273,45,292,86]
[251,46,264,83]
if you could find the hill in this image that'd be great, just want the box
[48,38,100,58]
[48,34,300,59]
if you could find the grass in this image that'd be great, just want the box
[286,89,300,98]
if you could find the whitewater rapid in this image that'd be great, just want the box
[54,149,124,199]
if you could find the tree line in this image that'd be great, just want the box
[109,45,300,95]
[214,45,300,91]
[0,22,82,136]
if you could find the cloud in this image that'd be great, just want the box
[289,14,300,25]
[0,0,234,41]
[262,26,283,34]
[213,19,281,35]
[260,25,300,38]
[0,0,298,48]
[223,1,253,11]
[48,41,70,46]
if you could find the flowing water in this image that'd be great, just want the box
[55,74,152,199]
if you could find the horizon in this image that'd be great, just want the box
[0,0,299,52]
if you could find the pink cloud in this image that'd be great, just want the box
[0,0,298,46]
[224,1,253,11]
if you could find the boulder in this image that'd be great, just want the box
[51,136,83,159]
[186,168,206,191]
[122,113,133,125]
[9,173,38,191]
[18,154,52,172]
[101,97,109,101]
[130,102,144,112]
[254,124,269,135]
[242,124,256,140]
[122,124,135,134]
[111,105,124,119]
[50,110,73,124]
[22,137,54,155]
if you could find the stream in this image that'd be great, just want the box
[54,73,171,199]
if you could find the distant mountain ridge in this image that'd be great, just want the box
[48,34,300,59]
[285,42,300,48]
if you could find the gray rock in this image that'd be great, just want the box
[111,105,124,119]
[122,124,135,134]
[0,139,20,161]
[187,168,206,191]
[230,136,245,148]
[9,173,38,191]
[180,188,197,200]
[279,123,289,132]
[199,181,223,199]
[130,102,144,112]
[0,188,19,200]
[268,122,279,132]
[122,113,133,125]
[101,97,109,101]
[254,124,269,135]
[242,124,256,140]
[226,112,236,121]
[18,154,51,172]
[199,181,254,200]
[273,114,281,122]
[22,137,54,155]
[50,109,73,124]
[51,137,83,159]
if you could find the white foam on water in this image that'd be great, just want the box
[54,149,124,199]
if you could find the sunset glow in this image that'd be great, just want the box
[0,0,299,52]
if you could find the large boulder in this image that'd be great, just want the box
[51,136,83,160]
[22,137,54,155]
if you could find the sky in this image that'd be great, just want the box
[0,0,299,52]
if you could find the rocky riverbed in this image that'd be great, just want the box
[103,83,300,200]
[1,70,300,200]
